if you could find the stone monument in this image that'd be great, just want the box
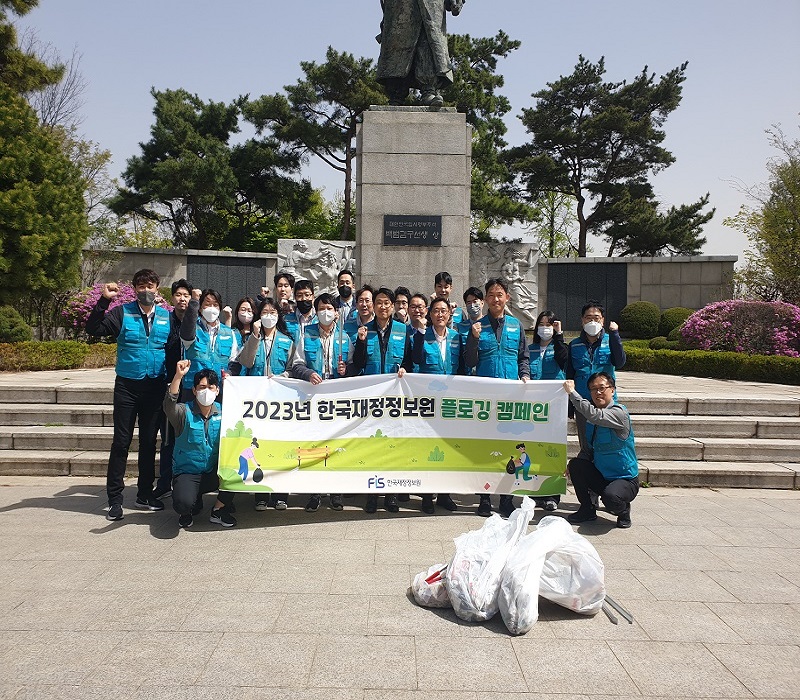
[276,240,357,295]
[470,242,539,327]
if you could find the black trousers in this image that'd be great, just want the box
[172,471,234,515]
[568,457,639,515]
[107,376,166,506]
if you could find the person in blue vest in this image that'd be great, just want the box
[291,292,357,513]
[528,310,568,511]
[179,289,239,403]
[464,278,530,519]
[334,269,358,324]
[564,372,639,528]
[393,286,412,324]
[343,285,376,345]
[283,279,316,344]
[163,360,236,528]
[230,297,257,365]
[351,287,414,513]
[411,297,461,514]
[86,269,173,521]
[237,297,298,511]
[567,301,626,454]
[432,271,464,325]
[456,286,484,376]
[153,278,193,501]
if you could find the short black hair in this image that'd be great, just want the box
[171,278,191,296]
[132,269,159,287]
[337,269,354,283]
[485,278,509,293]
[356,285,374,302]
[410,292,428,307]
[429,297,451,311]
[294,279,314,295]
[274,272,295,288]
[515,443,526,449]
[393,286,411,301]
[434,271,453,286]
[587,371,615,390]
[375,287,395,304]
[199,289,222,308]
[193,368,219,388]
[314,292,336,310]
[463,286,483,302]
[581,300,605,317]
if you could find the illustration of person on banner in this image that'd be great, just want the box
[291,292,358,513]
[238,438,262,482]
[237,297,298,512]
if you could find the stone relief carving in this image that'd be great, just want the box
[277,240,358,295]
[469,242,539,327]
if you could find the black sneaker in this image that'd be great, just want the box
[178,513,193,529]
[305,495,321,513]
[384,495,399,513]
[152,486,172,500]
[397,494,410,502]
[134,497,164,511]
[436,494,458,511]
[421,496,434,514]
[498,495,516,519]
[364,495,378,513]
[616,509,632,529]
[567,506,598,524]
[106,504,123,521]
[544,498,558,512]
[209,509,236,527]
[329,494,344,511]
[476,495,492,517]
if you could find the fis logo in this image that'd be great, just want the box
[367,476,385,489]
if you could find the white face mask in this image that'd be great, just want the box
[261,314,278,329]
[583,321,603,337]
[537,325,554,341]
[238,311,253,324]
[467,302,482,319]
[201,306,220,323]
[318,309,336,326]
[195,387,217,407]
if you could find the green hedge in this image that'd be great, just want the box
[619,301,661,339]
[0,342,117,371]
[622,345,800,385]
[658,307,693,337]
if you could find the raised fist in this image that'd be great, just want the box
[102,282,119,300]
[191,288,202,301]
[471,322,482,338]
[357,325,368,341]
[553,320,562,334]
[609,321,619,332]
[176,359,191,377]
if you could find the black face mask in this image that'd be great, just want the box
[296,299,313,315]
[338,285,352,299]
[137,290,156,306]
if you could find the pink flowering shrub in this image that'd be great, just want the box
[62,283,171,339]
[680,300,800,357]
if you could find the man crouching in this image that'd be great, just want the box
[564,372,639,528]
[164,360,235,528]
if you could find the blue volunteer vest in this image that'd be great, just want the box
[251,331,294,376]
[364,320,407,375]
[418,327,462,375]
[183,322,236,389]
[172,402,222,476]
[586,404,639,480]
[115,302,171,380]
[569,332,616,399]
[284,310,315,344]
[302,324,351,378]
[450,306,464,325]
[529,342,565,380]
[475,314,523,380]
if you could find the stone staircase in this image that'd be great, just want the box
[0,370,798,488]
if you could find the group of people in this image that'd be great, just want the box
[88,266,640,531]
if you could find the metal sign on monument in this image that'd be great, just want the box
[383,215,442,247]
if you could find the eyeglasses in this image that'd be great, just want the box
[590,385,613,393]
[431,308,450,315]
[410,304,427,310]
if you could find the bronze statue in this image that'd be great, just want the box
[376,0,465,107]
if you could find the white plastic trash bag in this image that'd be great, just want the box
[446,496,535,621]
[412,563,451,608]
[498,516,605,635]
[538,516,605,616]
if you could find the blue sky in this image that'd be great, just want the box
[16,0,800,260]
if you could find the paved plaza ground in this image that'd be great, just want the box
[0,476,798,699]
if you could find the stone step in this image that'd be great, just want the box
[618,394,800,417]
[566,415,800,438]
[0,386,114,405]
[0,449,152,477]
[0,426,141,452]
[567,436,800,463]
[0,404,112,427]
[640,460,800,489]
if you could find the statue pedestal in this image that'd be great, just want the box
[355,106,472,300]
